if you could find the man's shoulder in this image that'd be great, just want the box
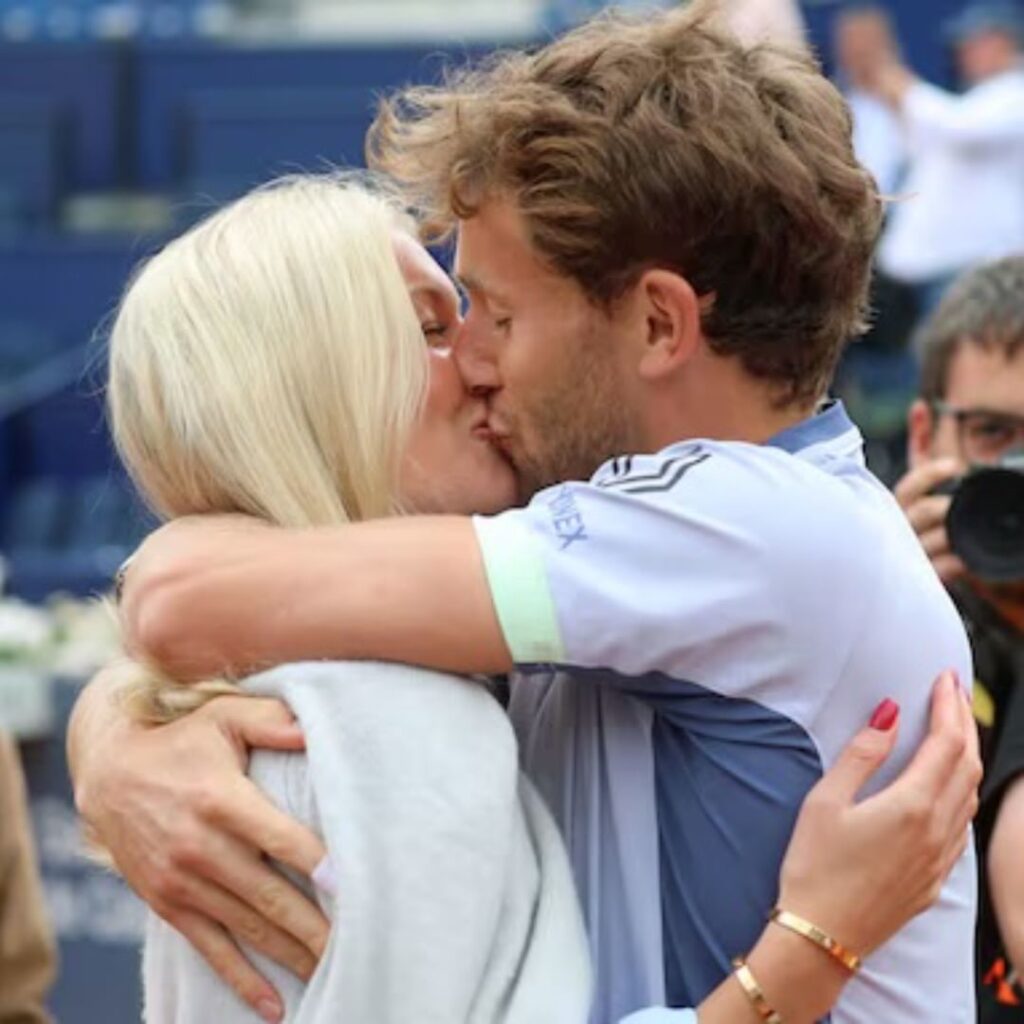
[588,442,717,497]
[245,660,504,711]
[581,439,873,537]
[541,439,888,607]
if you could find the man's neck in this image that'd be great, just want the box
[644,353,819,451]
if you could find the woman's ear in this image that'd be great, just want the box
[906,398,936,468]
[635,270,703,382]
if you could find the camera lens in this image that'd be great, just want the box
[947,465,1024,582]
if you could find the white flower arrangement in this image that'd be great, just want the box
[48,596,122,677]
[0,595,120,675]
[0,581,122,737]
[0,600,55,664]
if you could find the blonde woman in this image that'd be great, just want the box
[107,176,590,1024]
[103,174,977,1024]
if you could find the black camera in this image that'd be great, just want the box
[942,453,1024,582]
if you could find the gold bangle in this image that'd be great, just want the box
[770,908,862,973]
[732,957,784,1023]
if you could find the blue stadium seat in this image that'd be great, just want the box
[0,95,63,225]
[180,86,374,201]
[0,235,145,345]
[3,477,66,549]
[0,41,122,193]
[1,475,153,600]
[13,383,115,483]
[134,42,491,189]
[0,321,63,377]
[64,475,147,550]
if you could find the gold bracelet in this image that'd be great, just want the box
[770,908,862,973]
[732,957,784,1023]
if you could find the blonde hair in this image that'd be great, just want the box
[107,174,428,722]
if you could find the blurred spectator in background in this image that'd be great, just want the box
[832,3,919,360]
[0,732,56,1023]
[871,2,1024,314]
[543,0,673,34]
[833,4,905,196]
[894,255,1024,1022]
[545,0,805,47]
[718,0,805,49]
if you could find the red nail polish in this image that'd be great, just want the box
[870,698,900,731]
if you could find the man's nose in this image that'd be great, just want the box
[452,322,500,396]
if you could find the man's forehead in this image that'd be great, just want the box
[453,217,526,304]
[453,205,571,305]
[946,340,1024,408]
[451,247,502,302]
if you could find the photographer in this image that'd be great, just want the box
[895,255,1024,1021]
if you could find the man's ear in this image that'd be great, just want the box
[634,269,703,382]
[906,398,936,468]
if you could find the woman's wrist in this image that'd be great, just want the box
[695,917,852,1024]
[745,922,851,1023]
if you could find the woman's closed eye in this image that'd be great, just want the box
[422,322,452,346]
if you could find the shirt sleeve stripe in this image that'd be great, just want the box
[472,513,566,666]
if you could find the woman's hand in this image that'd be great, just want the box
[73,680,328,1022]
[777,668,979,956]
[695,669,980,1024]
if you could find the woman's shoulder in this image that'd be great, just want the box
[245,661,523,854]
[243,660,502,708]
[242,661,516,761]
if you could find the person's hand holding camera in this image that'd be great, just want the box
[895,457,968,585]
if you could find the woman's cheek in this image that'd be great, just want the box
[425,348,465,419]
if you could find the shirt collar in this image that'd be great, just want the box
[767,399,866,466]
[766,399,850,452]
[591,400,864,487]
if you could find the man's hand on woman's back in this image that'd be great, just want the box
[72,680,327,1023]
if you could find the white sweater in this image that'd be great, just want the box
[142,661,592,1024]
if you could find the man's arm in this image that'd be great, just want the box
[69,668,330,1022]
[878,71,1024,146]
[122,515,511,681]
[124,455,813,686]
[865,56,1024,145]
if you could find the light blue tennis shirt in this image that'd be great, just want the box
[473,401,976,1024]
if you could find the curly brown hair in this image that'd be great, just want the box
[368,4,882,407]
